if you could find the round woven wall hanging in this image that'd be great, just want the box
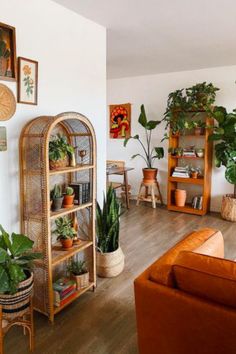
[0,84,16,121]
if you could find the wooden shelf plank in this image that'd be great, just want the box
[50,202,92,219]
[170,156,204,159]
[49,164,94,175]
[171,134,205,138]
[169,176,204,185]
[53,282,95,314]
[51,240,93,266]
[168,204,205,215]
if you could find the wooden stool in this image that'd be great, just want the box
[0,297,34,354]
[136,180,163,209]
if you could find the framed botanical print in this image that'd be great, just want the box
[17,57,38,105]
[0,22,17,81]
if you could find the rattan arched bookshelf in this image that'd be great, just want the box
[19,112,97,323]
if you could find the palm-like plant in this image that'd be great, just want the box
[96,187,121,253]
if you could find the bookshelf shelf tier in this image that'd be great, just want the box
[20,112,97,322]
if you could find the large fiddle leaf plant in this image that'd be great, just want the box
[209,106,236,197]
[124,104,164,168]
[0,225,42,294]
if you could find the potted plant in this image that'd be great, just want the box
[186,82,219,110]
[124,104,164,183]
[49,134,74,170]
[195,148,205,158]
[0,225,41,321]
[51,184,63,211]
[96,186,124,278]
[67,260,89,290]
[209,106,236,221]
[190,167,199,179]
[63,186,75,208]
[53,216,77,249]
[175,147,183,157]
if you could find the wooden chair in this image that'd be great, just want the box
[106,160,125,190]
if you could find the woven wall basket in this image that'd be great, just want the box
[221,195,236,222]
[97,247,125,278]
[0,272,33,320]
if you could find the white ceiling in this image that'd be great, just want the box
[54,0,236,79]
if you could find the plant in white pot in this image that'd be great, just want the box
[0,225,41,321]
[209,106,236,221]
[124,104,164,183]
[96,186,124,278]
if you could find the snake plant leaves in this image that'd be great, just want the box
[0,266,9,293]
[225,163,236,184]
[11,233,34,257]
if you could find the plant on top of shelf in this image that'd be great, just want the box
[186,82,219,110]
[53,216,77,249]
[63,186,75,208]
[67,260,89,289]
[96,186,124,277]
[51,184,63,211]
[209,106,236,221]
[49,134,74,170]
[124,104,164,182]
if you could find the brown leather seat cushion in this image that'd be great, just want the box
[173,250,236,308]
[149,228,221,287]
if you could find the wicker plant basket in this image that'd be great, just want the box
[96,247,124,278]
[0,272,33,320]
[72,272,89,290]
[221,194,236,222]
[49,156,68,170]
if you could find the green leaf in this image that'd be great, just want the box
[131,154,142,159]
[153,147,164,159]
[225,164,236,184]
[0,226,13,253]
[208,134,222,141]
[138,105,147,128]
[11,233,34,257]
[0,265,9,293]
[0,248,9,263]
[146,120,161,130]
[124,137,131,147]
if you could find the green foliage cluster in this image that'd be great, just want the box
[124,104,164,168]
[67,260,87,276]
[0,225,42,294]
[51,184,62,199]
[53,217,76,240]
[96,187,121,253]
[0,29,10,59]
[49,134,74,162]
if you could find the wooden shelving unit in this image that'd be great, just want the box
[167,113,213,215]
[19,112,97,322]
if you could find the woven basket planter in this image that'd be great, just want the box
[0,272,33,320]
[221,194,236,222]
[49,156,68,170]
[72,272,89,290]
[97,247,124,278]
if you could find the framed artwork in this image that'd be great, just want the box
[0,127,7,151]
[17,57,38,105]
[109,103,131,139]
[0,22,17,81]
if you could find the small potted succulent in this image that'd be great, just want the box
[49,134,74,170]
[0,225,41,321]
[51,184,63,211]
[63,186,75,208]
[175,147,183,157]
[53,216,77,249]
[195,148,205,158]
[67,260,89,290]
[190,167,199,179]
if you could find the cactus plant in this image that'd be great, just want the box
[65,186,74,196]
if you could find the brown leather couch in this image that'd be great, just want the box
[134,228,236,354]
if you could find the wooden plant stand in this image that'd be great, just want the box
[137,180,163,209]
[0,298,34,354]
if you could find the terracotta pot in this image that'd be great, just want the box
[190,171,198,179]
[221,194,236,222]
[63,194,75,208]
[175,189,187,207]
[142,168,157,183]
[60,238,73,249]
[97,247,125,278]
[52,197,63,211]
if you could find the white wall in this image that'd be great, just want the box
[0,0,106,232]
[107,65,236,212]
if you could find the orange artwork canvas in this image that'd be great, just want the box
[109,103,131,139]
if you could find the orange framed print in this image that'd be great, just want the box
[0,22,17,81]
[109,103,131,139]
[17,57,38,105]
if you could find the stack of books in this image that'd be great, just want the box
[53,278,77,307]
[70,182,90,204]
[172,166,190,178]
[182,148,196,157]
[192,195,203,210]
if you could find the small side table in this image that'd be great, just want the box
[136,180,163,208]
[0,297,34,354]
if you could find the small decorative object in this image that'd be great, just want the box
[67,260,89,290]
[51,184,63,211]
[175,147,183,157]
[168,147,175,156]
[195,148,205,158]
[96,186,124,277]
[0,126,7,151]
[72,214,80,245]
[124,104,164,183]
[70,150,76,167]
[0,84,16,121]
[110,103,131,139]
[78,149,86,164]
[0,22,17,81]
[175,189,187,207]
[17,57,38,105]
[49,134,74,170]
[63,186,75,208]
[53,216,77,249]
[190,170,198,179]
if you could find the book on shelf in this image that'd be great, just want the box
[172,166,190,178]
[54,289,77,307]
[53,277,77,307]
[192,195,203,210]
[69,182,90,204]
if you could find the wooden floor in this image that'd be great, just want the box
[5,202,236,354]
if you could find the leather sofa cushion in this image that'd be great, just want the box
[149,228,222,287]
[173,251,236,309]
